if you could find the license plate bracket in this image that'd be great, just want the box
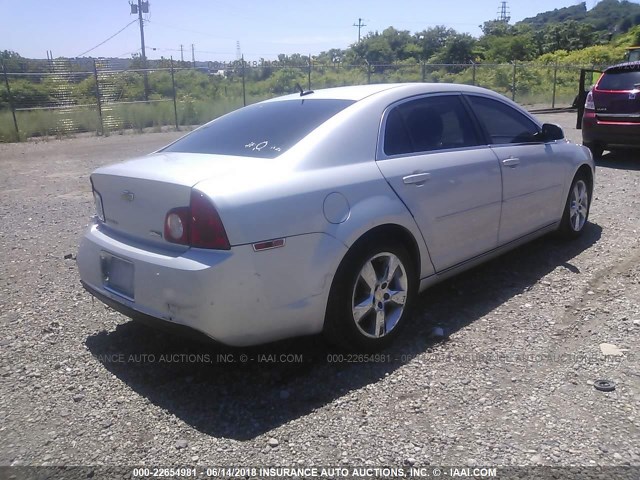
[100,252,135,300]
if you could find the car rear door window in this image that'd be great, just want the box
[383,95,480,156]
[466,95,540,145]
[598,70,640,90]
[162,99,355,159]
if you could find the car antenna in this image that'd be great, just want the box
[295,82,314,97]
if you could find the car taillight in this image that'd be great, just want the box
[164,207,190,244]
[93,189,105,222]
[585,91,595,110]
[164,190,230,250]
[190,190,230,250]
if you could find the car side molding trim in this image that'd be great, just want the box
[418,221,559,293]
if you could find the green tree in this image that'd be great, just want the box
[480,20,513,37]
[431,33,477,64]
[542,20,596,53]
[352,32,395,64]
[316,49,346,64]
[265,68,306,94]
[1,50,25,72]
[414,26,456,61]
[381,27,416,61]
[480,34,537,62]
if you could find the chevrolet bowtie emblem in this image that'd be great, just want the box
[121,191,135,202]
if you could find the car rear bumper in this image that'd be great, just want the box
[81,280,219,344]
[582,115,640,148]
[77,222,347,346]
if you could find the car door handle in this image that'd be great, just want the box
[502,157,520,167]
[403,173,431,185]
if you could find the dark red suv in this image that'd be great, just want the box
[582,61,640,158]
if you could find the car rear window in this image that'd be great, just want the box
[598,69,640,90]
[162,99,355,159]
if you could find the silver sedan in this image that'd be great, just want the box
[77,83,595,351]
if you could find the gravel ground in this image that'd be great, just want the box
[0,115,639,474]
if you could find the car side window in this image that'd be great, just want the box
[466,95,540,145]
[383,95,480,156]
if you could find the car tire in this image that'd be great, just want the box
[558,173,591,238]
[323,240,417,352]
[585,143,604,159]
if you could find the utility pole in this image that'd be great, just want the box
[353,18,366,42]
[131,0,150,100]
[180,44,184,63]
[2,60,20,141]
[191,44,195,68]
[46,50,54,72]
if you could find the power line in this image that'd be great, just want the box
[147,46,182,53]
[198,48,239,55]
[147,20,235,41]
[115,48,141,58]
[75,19,138,57]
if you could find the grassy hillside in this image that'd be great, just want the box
[520,0,640,33]
[519,3,588,28]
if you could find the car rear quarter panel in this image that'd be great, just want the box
[194,90,438,280]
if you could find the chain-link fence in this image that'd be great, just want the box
[1,58,605,142]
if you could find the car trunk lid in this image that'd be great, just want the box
[90,152,260,246]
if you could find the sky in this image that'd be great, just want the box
[0,0,614,62]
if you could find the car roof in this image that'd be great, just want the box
[262,83,504,103]
[604,61,640,73]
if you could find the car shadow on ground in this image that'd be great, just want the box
[596,150,640,171]
[85,223,602,441]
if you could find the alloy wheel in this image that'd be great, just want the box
[569,179,589,232]
[351,252,408,338]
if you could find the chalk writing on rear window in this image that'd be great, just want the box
[245,141,282,153]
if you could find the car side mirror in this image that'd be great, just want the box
[541,123,564,142]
